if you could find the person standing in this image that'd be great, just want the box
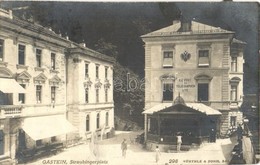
[176,132,182,152]
[121,139,127,158]
[155,146,161,164]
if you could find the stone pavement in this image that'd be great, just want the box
[23,131,237,165]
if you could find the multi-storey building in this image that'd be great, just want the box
[141,20,245,149]
[67,45,114,140]
[0,8,114,164]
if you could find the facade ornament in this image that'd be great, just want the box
[49,75,62,86]
[181,51,191,62]
[33,73,47,84]
[104,79,111,89]
[84,78,92,89]
[16,71,31,84]
[95,80,102,89]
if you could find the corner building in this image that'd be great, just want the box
[0,8,114,164]
[141,20,245,150]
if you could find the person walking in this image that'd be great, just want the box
[155,146,161,164]
[176,132,182,152]
[121,139,127,158]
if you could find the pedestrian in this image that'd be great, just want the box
[121,139,127,158]
[155,146,161,163]
[176,132,182,152]
[210,129,216,143]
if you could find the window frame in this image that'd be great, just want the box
[85,88,89,103]
[51,53,56,70]
[96,113,100,129]
[36,85,42,103]
[85,63,89,78]
[51,86,56,103]
[105,112,109,127]
[19,84,26,104]
[18,44,26,65]
[231,56,238,72]
[162,82,174,101]
[96,64,99,79]
[86,114,90,131]
[197,83,209,101]
[36,49,42,68]
[96,88,99,103]
[0,39,4,62]
[198,49,210,67]
[105,88,108,102]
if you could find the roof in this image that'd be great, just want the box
[232,38,247,44]
[141,21,234,38]
[143,103,221,116]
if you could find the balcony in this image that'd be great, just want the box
[0,105,23,118]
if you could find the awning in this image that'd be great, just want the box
[143,103,221,116]
[0,78,26,93]
[22,115,77,140]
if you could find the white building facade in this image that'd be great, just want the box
[0,8,114,164]
[142,20,245,144]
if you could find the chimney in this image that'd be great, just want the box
[79,40,86,47]
[180,16,191,32]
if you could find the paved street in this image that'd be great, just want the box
[23,131,237,165]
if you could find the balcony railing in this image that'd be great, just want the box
[0,105,23,117]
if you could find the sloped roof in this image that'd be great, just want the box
[143,102,221,116]
[141,21,234,38]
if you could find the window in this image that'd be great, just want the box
[36,140,42,146]
[231,56,237,72]
[105,89,108,102]
[230,116,237,127]
[105,67,108,79]
[85,88,89,103]
[51,53,56,70]
[19,84,26,104]
[0,130,4,155]
[230,77,240,101]
[163,83,173,101]
[0,39,3,62]
[36,85,42,103]
[105,112,109,126]
[85,63,89,78]
[86,115,90,131]
[51,86,56,103]
[198,83,209,101]
[36,49,42,67]
[51,136,56,143]
[230,85,237,101]
[198,50,209,67]
[163,51,173,68]
[96,113,100,129]
[96,65,99,79]
[96,89,99,103]
[18,44,25,65]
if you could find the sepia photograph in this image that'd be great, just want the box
[0,1,258,165]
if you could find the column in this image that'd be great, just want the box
[10,133,16,160]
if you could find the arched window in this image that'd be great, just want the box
[105,112,109,126]
[96,113,100,129]
[0,130,4,155]
[86,114,90,131]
